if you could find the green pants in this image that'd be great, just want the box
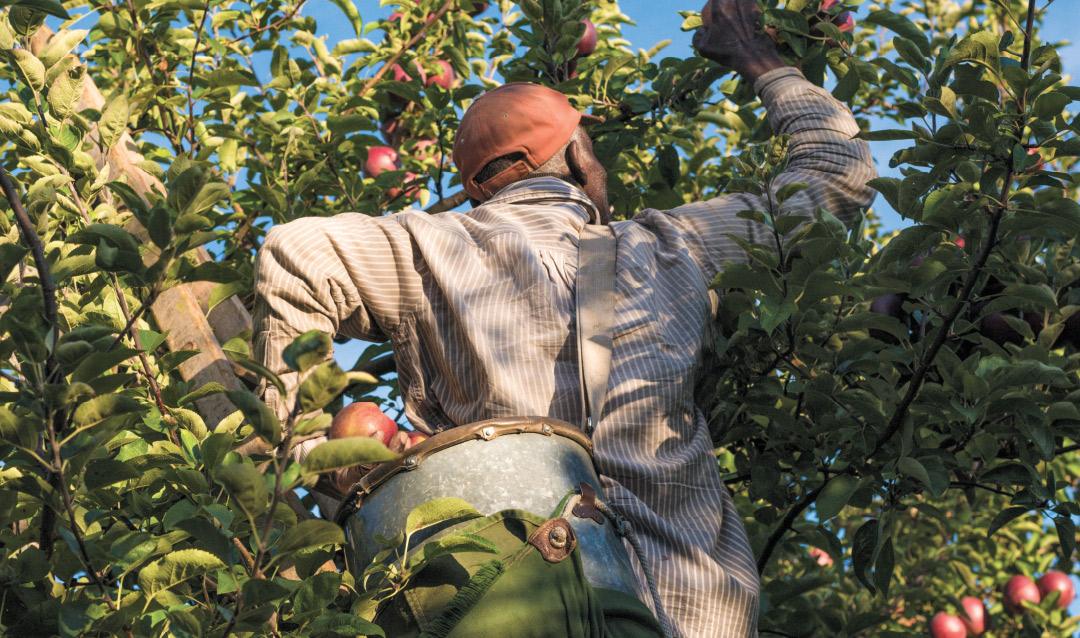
[374,509,664,638]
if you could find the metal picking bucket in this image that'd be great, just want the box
[334,417,643,598]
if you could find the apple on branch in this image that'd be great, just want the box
[1003,574,1041,612]
[364,146,399,179]
[329,402,399,492]
[929,612,967,638]
[959,597,985,635]
[1037,570,1075,609]
[576,19,597,57]
[426,60,457,90]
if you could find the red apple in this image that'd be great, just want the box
[1004,574,1042,612]
[466,1,487,16]
[391,60,426,85]
[406,431,428,447]
[365,146,399,178]
[426,59,457,89]
[701,0,712,28]
[959,597,986,635]
[329,402,398,446]
[808,547,832,567]
[576,19,597,57]
[929,612,967,638]
[819,0,841,13]
[1038,571,1075,609]
[834,11,854,32]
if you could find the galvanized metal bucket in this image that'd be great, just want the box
[334,417,644,598]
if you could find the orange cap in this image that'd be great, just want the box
[452,83,602,201]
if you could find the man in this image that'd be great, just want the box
[252,0,875,635]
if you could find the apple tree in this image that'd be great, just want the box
[0,0,1078,636]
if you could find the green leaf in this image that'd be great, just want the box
[1033,91,1070,120]
[815,474,856,521]
[302,437,399,474]
[215,463,268,519]
[66,223,141,253]
[851,519,880,593]
[282,330,332,373]
[1055,516,1076,560]
[299,361,349,412]
[0,242,29,283]
[0,408,39,449]
[182,181,230,216]
[98,94,129,150]
[241,578,292,606]
[72,394,143,429]
[84,458,140,489]
[137,548,225,599]
[38,29,87,70]
[775,182,809,205]
[224,390,280,447]
[272,519,345,560]
[172,517,234,564]
[657,145,679,189]
[987,506,1030,537]
[306,612,384,637]
[233,359,286,396]
[47,66,86,122]
[199,432,234,471]
[862,10,931,56]
[178,381,228,407]
[405,532,498,571]
[8,49,45,91]
[831,67,860,102]
[293,571,342,615]
[897,457,934,493]
[405,497,483,536]
[294,413,332,437]
[874,537,894,597]
[331,39,377,57]
[941,30,1001,75]
[9,0,69,19]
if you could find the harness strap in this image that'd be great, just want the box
[576,222,616,435]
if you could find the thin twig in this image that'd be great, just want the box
[187,0,213,155]
[207,0,309,53]
[757,482,826,573]
[0,167,57,340]
[425,189,469,214]
[357,0,456,97]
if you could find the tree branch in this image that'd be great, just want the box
[757,481,825,573]
[425,189,469,214]
[358,0,456,97]
[0,166,57,343]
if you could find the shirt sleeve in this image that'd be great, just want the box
[664,66,878,283]
[252,212,423,424]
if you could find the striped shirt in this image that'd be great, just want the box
[253,66,876,637]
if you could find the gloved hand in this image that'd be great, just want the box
[693,0,787,84]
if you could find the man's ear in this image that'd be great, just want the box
[566,139,589,187]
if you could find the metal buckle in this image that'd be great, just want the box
[571,481,605,525]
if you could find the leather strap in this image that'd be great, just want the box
[575,223,616,435]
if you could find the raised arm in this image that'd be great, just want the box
[251,213,422,430]
[664,0,877,282]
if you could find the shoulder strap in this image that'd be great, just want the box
[576,223,616,435]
